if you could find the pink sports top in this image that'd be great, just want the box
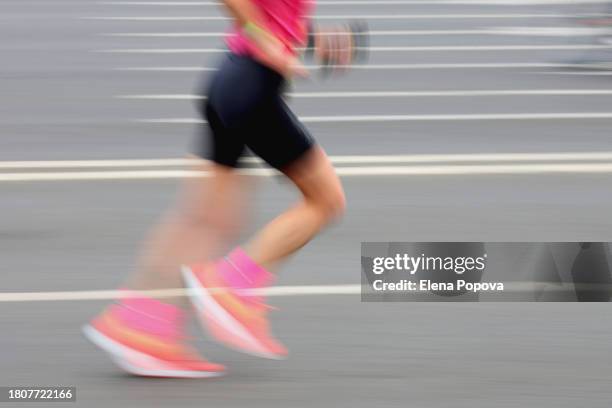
[226,0,314,56]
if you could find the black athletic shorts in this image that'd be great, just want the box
[194,53,315,171]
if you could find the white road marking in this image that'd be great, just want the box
[0,285,362,302]
[0,281,604,302]
[136,112,612,124]
[103,30,494,37]
[102,27,612,37]
[95,0,612,5]
[12,153,612,166]
[5,152,612,169]
[303,112,612,122]
[117,66,219,72]
[114,63,574,71]
[4,163,612,182]
[99,48,225,54]
[427,0,612,3]
[82,14,599,21]
[542,70,612,75]
[116,89,612,100]
[96,44,609,53]
[265,152,612,164]
[119,94,204,99]
[488,26,612,36]
[0,158,193,169]
[105,32,231,38]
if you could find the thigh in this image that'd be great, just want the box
[194,54,283,168]
[245,97,316,172]
[200,103,245,168]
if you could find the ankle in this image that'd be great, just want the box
[216,247,274,290]
[111,289,187,340]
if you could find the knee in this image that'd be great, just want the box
[331,188,347,220]
[309,187,346,223]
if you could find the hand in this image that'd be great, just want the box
[245,23,309,78]
[314,25,354,71]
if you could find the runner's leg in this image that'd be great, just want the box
[245,146,345,269]
[127,160,248,302]
[126,55,254,302]
[181,56,346,359]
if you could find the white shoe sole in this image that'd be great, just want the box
[82,325,224,378]
[181,266,285,360]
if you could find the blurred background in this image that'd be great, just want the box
[2,0,612,406]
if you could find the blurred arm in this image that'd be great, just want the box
[222,0,266,27]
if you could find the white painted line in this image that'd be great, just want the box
[6,152,612,170]
[298,89,612,97]
[336,163,612,175]
[433,0,612,3]
[136,112,612,124]
[95,0,612,5]
[487,26,612,36]
[97,44,609,53]
[295,152,612,164]
[82,14,597,21]
[0,285,362,302]
[0,281,601,303]
[119,94,204,99]
[117,66,219,72]
[5,163,612,182]
[115,63,570,72]
[99,48,225,54]
[105,32,231,38]
[0,170,214,182]
[541,70,612,75]
[103,29,495,37]
[102,28,611,37]
[117,89,612,100]
[0,158,194,169]
[303,112,612,122]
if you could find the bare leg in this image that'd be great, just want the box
[168,150,342,360]
[126,145,344,300]
[85,162,232,376]
[126,160,249,302]
[244,146,346,269]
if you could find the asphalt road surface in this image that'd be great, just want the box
[2,0,612,406]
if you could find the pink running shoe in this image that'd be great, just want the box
[83,292,225,378]
[182,248,288,360]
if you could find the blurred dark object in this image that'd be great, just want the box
[571,243,612,301]
[564,1,612,69]
[305,20,369,77]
